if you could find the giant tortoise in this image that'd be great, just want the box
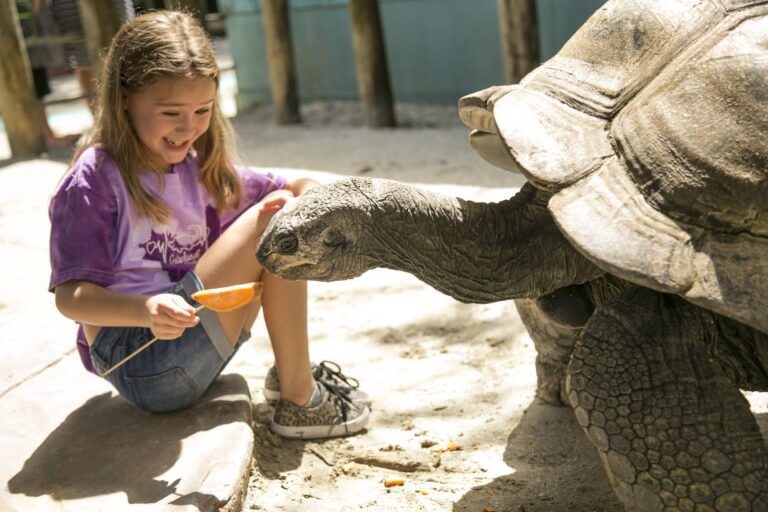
[256,0,768,510]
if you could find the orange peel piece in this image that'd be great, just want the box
[383,478,405,488]
[191,282,263,312]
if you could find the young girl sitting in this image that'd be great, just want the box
[48,10,369,439]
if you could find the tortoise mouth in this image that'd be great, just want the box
[274,261,334,281]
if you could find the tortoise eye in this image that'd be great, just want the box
[274,234,298,255]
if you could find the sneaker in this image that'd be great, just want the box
[263,360,373,408]
[270,381,371,439]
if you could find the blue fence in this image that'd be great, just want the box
[217,0,606,108]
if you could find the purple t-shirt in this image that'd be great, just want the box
[48,146,287,372]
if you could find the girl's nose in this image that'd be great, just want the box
[176,115,194,134]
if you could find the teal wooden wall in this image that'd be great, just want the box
[218,0,606,108]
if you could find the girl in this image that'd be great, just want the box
[48,10,369,439]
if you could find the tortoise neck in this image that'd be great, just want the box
[367,183,603,303]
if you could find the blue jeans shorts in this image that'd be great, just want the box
[89,272,250,413]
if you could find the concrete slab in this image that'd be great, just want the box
[0,354,253,512]
[0,159,254,512]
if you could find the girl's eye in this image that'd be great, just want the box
[162,112,179,117]
[195,108,211,115]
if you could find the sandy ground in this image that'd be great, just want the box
[4,98,765,512]
[224,102,768,512]
[218,102,625,512]
[204,101,756,512]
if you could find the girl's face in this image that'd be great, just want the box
[125,76,217,172]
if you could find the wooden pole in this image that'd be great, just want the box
[0,0,46,157]
[77,0,124,80]
[261,0,301,124]
[497,0,540,84]
[348,0,395,128]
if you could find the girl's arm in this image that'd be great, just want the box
[258,177,319,216]
[55,280,198,340]
[286,177,319,197]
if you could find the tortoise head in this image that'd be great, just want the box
[256,178,382,282]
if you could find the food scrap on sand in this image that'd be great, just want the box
[430,439,463,453]
[383,478,405,488]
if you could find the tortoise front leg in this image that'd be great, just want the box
[567,286,768,512]
[515,292,584,406]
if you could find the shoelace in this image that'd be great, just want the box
[318,380,357,429]
[313,360,361,390]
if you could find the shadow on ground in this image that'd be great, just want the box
[454,399,621,512]
[250,401,307,479]
[455,406,768,512]
[7,374,250,510]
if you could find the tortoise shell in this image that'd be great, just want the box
[460,0,768,333]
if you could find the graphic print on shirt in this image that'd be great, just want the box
[140,205,222,281]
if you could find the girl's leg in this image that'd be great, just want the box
[194,204,314,405]
[194,204,272,340]
[261,272,314,406]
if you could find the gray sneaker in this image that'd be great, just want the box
[263,360,373,408]
[270,381,371,439]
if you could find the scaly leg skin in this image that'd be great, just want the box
[567,286,768,512]
[516,284,594,405]
[515,298,580,406]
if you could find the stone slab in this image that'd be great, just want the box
[0,158,253,512]
[0,353,253,512]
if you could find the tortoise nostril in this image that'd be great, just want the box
[275,234,299,255]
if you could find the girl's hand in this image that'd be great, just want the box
[256,189,296,233]
[145,293,199,340]
[258,189,296,214]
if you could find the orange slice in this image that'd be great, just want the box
[191,282,263,312]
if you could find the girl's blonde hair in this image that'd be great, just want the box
[80,10,241,222]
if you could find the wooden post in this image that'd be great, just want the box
[0,0,46,157]
[77,0,124,80]
[261,0,300,124]
[348,0,395,128]
[497,0,540,84]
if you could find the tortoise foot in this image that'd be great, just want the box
[568,287,768,511]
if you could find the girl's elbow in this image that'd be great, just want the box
[54,290,73,318]
[54,283,80,319]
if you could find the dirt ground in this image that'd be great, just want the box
[16,98,763,512]
[218,102,618,512]
[209,102,763,512]
[216,103,620,512]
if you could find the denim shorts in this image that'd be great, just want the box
[89,272,250,413]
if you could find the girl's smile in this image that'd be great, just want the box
[125,76,217,172]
